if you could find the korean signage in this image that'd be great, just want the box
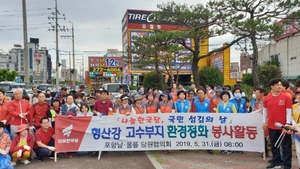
[211,53,224,73]
[55,112,264,153]
[88,57,123,77]
[132,74,139,87]
[34,53,42,76]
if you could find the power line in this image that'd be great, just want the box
[0,8,53,13]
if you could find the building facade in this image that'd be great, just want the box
[61,68,77,81]
[258,33,300,80]
[3,38,52,84]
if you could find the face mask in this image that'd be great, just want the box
[252,94,256,99]
[234,93,241,99]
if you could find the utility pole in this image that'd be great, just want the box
[69,51,72,81]
[48,0,65,90]
[22,0,29,88]
[55,0,59,90]
[61,21,75,89]
[70,21,75,89]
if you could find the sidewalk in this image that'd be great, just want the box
[150,150,299,169]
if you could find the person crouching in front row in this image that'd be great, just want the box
[33,117,55,162]
[10,124,33,166]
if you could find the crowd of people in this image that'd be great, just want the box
[0,79,300,169]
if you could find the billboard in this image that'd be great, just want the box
[88,57,123,78]
[211,53,224,73]
[34,53,42,76]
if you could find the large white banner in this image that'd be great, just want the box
[55,112,264,153]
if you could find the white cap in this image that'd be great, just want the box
[116,94,122,98]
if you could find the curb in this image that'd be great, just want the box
[146,151,164,169]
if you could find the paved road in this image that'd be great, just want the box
[151,150,300,169]
[14,152,155,169]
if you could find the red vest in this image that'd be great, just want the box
[118,105,132,115]
[159,101,173,113]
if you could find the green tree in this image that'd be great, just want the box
[208,0,300,88]
[265,56,280,67]
[198,67,224,87]
[6,71,18,81]
[143,71,166,89]
[0,69,18,81]
[258,65,282,88]
[152,2,246,87]
[241,73,254,86]
[131,30,190,88]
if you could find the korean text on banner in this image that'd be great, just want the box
[55,112,264,153]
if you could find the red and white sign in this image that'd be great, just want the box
[55,112,264,153]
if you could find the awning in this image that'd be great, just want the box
[282,76,300,80]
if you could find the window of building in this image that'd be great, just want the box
[9,56,11,59]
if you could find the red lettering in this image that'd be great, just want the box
[121,118,128,124]
[212,125,222,139]
[130,117,136,125]
[222,126,233,138]
[146,116,152,124]
[137,116,145,124]
[233,125,246,139]
[246,126,258,140]
[153,116,161,124]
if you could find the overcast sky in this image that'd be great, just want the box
[0,0,249,69]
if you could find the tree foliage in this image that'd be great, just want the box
[208,0,300,88]
[198,66,224,87]
[258,65,282,88]
[241,73,254,86]
[151,2,247,87]
[131,30,191,88]
[142,71,166,89]
[0,69,18,81]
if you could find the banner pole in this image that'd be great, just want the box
[54,152,57,162]
[98,151,102,160]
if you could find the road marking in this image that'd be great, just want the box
[146,151,164,169]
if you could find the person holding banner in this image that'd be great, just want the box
[132,94,145,114]
[191,87,213,113]
[145,93,159,114]
[93,90,113,116]
[113,94,122,113]
[116,94,136,115]
[216,91,237,155]
[174,90,190,113]
[60,94,78,116]
[230,88,247,113]
[77,104,94,116]
[263,78,292,169]
[33,117,55,162]
[158,93,174,113]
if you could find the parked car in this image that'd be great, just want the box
[102,83,130,101]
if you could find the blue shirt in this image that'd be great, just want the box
[175,100,190,113]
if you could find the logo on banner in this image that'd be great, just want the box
[55,116,93,152]
[62,124,73,137]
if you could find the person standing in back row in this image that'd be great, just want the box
[263,78,292,169]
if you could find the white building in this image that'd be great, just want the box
[258,33,300,80]
[0,52,18,71]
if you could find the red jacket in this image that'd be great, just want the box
[8,99,32,125]
[10,134,34,153]
[0,99,10,124]
[29,102,50,127]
